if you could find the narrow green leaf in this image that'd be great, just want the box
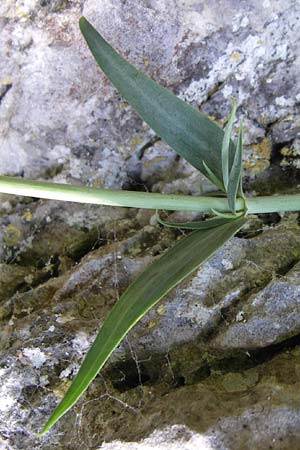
[237,164,245,200]
[202,161,225,192]
[40,217,246,434]
[211,208,243,219]
[156,213,238,229]
[79,16,235,181]
[228,121,244,213]
[222,98,237,191]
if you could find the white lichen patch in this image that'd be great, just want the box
[59,362,78,379]
[22,347,47,368]
[39,375,49,386]
[232,13,250,32]
[222,84,233,99]
[221,259,234,270]
[72,332,91,355]
[183,264,222,295]
[263,0,271,7]
[48,144,71,164]
[100,425,214,450]
[0,367,27,426]
[16,0,39,17]
[181,34,267,105]
[236,310,246,322]
[0,369,16,412]
[56,312,77,324]
[222,289,242,308]
[275,96,295,107]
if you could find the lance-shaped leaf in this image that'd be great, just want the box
[79,16,235,182]
[202,161,225,193]
[40,216,246,434]
[156,213,239,229]
[222,98,237,191]
[228,121,244,213]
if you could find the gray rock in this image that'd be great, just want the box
[1,0,300,184]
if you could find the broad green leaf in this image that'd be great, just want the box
[40,216,246,434]
[79,16,235,182]
[156,213,239,229]
[222,98,237,191]
[228,121,244,213]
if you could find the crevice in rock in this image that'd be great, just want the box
[125,135,161,191]
[65,227,107,263]
[190,333,300,386]
[270,140,295,165]
[107,360,152,392]
[0,83,12,104]
[205,80,225,103]
[257,212,281,227]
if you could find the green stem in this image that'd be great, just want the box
[0,176,300,215]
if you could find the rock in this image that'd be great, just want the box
[271,117,300,146]
[140,141,178,188]
[280,138,300,169]
[1,217,300,449]
[212,273,300,350]
[1,0,300,184]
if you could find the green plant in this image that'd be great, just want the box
[0,17,300,434]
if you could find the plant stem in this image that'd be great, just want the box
[0,176,300,215]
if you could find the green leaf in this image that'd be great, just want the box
[79,16,235,182]
[40,216,246,434]
[222,98,237,190]
[156,212,239,229]
[228,121,244,214]
[211,208,243,219]
[202,161,225,192]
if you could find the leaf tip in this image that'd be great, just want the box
[38,413,58,437]
[37,425,48,437]
[230,96,237,110]
[79,16,88,31]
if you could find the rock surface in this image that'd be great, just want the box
[1,0,300,449]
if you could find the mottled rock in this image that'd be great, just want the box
[1,0,300,185]
[1,216,300,449]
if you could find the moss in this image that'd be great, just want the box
[220,371,259,392]
[129,135,144,151]
[229,51,242,61]
[51,0,68,11]
[52,379,72,399]
[147,320,157,329]
[143,156,167,168]
[0,263,38,301]
[244,137,271,175]
[3,224,23,247]
[156,305,165,316]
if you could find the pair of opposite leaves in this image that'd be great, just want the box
[40,17,246,434]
